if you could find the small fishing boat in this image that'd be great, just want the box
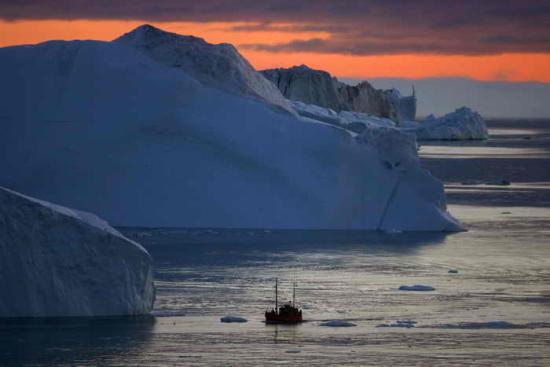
[265,278,303,324]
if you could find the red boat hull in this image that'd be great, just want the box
[265,312,303,324]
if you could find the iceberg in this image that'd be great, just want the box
[0,24,461,231]
[291,100,396,133]
[262,65,416,123]
[117,25,293,114]
[220,315,248,323]
[0,187,155,318]
[401,107,489,140]
[398,285,435,291]
[320,320,357,327]
[377,320,417,328]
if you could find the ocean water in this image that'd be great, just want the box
[2,120,550,366]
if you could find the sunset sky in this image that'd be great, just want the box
[1,0,549,83]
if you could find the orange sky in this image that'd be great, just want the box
[2,19,549,82]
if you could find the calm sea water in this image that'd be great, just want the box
[2,120,550,366]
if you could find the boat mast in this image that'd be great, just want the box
[275,277,278,310]
[292,281,296,306]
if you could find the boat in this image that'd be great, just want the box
[265,278,303,324]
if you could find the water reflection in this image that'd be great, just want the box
[119,228,449,270]
[0,316,155,366]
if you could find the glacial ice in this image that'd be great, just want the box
[401,107,489,140]
[398,284,435,291]
[320,320,357,327]
[262,64,416,122]
[220,316,248,323]
[0,187,155,318]
[116,25,293,113]
[377,320,417,328]
[291,100,396,133]
[0,24,462,231]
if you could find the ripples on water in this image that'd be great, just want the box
[1,120,550,366]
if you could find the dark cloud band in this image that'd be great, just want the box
[1,0,549,55]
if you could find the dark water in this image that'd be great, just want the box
[1,120,550,366]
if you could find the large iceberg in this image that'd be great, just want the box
[0,187,155,318]
[0,25,461,231]
[291,100,396,133]
[262,64,416,123]
[117,25,293,113]
[401,107,489,140]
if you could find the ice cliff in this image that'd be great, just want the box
[0,187,155,318]
[0,25,461,231]
[261,65,416,123]
[401,107,489,140]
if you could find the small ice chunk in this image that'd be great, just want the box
[285,349,302,353]
[320,320,357,327]
[378,320,417,328]
[220,316,248,323]
[399,284,435,291]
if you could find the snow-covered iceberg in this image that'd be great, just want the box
[0,25,461,231]
[117,25,293,113]
[401,107,488,140]
[0,187,155,318]
[262,65,416,123]
[291,100,396,133]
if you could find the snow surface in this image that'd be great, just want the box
[220,315,248,323]
[291,100,396,133]
[398,285,436,291]
[0,25,462,231]
[320,320,357,327]
[116,25,293,114]
[401,107,488,140]
[0,187,155,318]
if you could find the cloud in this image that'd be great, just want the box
[1,0,549,55]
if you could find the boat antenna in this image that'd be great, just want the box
[275,277,278,311]
[292,280,296,306]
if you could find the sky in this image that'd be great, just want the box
[1,0,549,117]
[1,0,550,82]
